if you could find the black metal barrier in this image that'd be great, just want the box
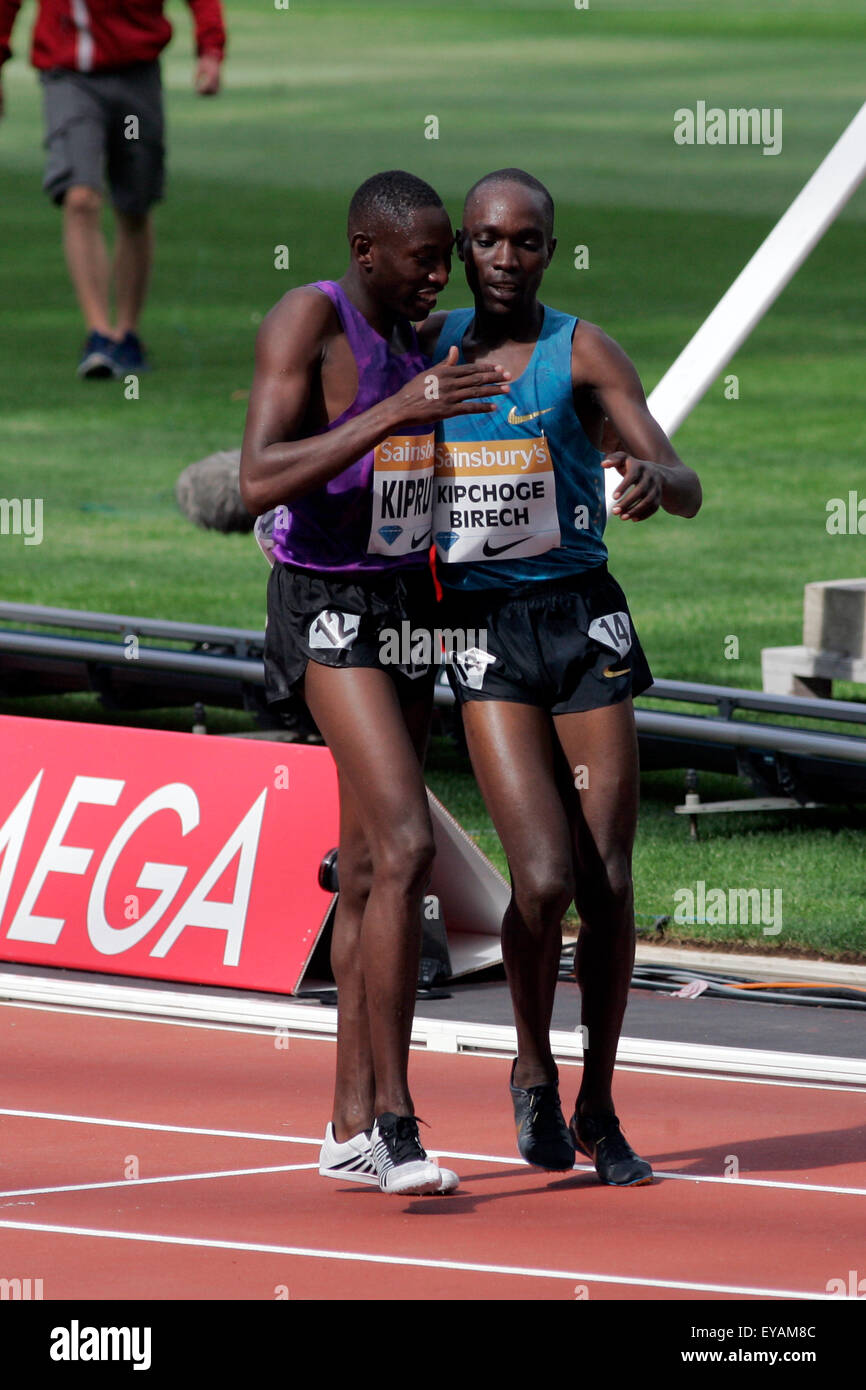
[2,601,865,805]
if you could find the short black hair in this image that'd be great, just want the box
[347,170,444,238]
[463,168,555,237]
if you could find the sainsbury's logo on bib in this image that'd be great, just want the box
[376,435,435,467]
[368,432,434,557]
[435,438,550,475]
[434,435,560,564]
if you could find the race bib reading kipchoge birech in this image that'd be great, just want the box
[433,435,560,564]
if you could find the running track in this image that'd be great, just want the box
[1,1001,864,1301]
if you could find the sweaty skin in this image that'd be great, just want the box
[240,203,510,1139]
[418,179,700,1117]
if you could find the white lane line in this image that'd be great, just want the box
[3,1109,864,1199]
[431,1154,866,1198]
[0,1164,319,1200]
[0,1107,321,1145]
[0,1217,844,1299]
[636,1168,866,1198]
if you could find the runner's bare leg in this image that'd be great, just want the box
[303,665,433,1133]
[326,772,375,1141]
[553,698,640,1120]
[460,701,575,1089]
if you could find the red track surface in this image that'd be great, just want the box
[1,1002,864,1301]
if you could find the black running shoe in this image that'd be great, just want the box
[570,1111,653,1186]
[370,1113,442,1195]
[510,1060,576,1171]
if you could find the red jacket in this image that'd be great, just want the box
[0,0,226,72]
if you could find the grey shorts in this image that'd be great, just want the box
[39,62,165,215]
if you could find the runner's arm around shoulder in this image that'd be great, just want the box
[240,294,510,515]
[572,321,702,521]
[240,289,402,515]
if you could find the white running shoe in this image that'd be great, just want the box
[370,1113,443,1195]
[319,1122,458,1193]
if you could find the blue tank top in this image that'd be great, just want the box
[270,280,434,574]
[432,304,607,591]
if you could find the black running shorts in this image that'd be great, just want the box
[263,561,438,705]
[439,563,653,715]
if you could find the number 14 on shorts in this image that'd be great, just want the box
[588,612,632,660]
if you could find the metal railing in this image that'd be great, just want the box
[2,601,865,797]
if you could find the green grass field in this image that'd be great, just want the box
[1,1,865,954]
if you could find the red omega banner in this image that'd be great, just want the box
[0,715,339,994]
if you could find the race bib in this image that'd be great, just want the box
[367,433,435,557]
[588,612,632,660]
[308,610,360,652]
[452,646,498,691]
[433,436,560,564]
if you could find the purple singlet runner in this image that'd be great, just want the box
[267,280,435,573]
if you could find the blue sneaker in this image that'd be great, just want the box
[111,331,150,374]
[77,330,120,379]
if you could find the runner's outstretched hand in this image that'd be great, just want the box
[391,345,510,424]
[602,451,664,521]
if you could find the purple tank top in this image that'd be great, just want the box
[270,280,434,573]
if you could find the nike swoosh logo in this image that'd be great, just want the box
[411,527,432,548]
[506,405,554,426]
[482,537,526,558]
[603,665,631,678]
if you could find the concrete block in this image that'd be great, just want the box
[803,578,866,658]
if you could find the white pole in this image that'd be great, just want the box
[606,100,866,504]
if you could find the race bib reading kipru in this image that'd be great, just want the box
[367,433,435,557]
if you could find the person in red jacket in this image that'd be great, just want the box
[0,1,226,377]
